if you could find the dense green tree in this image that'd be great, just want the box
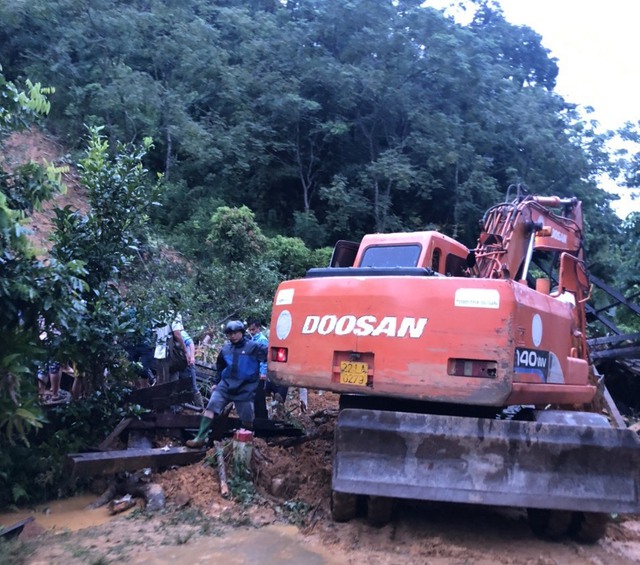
[48,127,160,390]
[0,0,631,285]
[0,67,82,443]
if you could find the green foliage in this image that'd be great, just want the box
[267,235,330,279]
[0,384,130,508]
[0,68,84,444]
[49,127,159,389]
[0,65,53,135]
[0,0,639,510]
[228,461,256,506]
[208,206,268,264]
[280,499,313,527]
[292,211,327,249]
[0,161,66,215]
[0,0,625,247]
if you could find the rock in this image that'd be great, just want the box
[143,483,166,512]
[174,491,191,508]
[271,477,286,498]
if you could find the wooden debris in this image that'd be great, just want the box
[127,413,202,431]
[603,386,627,428]
[68,446,206,477]
[214,440,229,498]
[126,379,193,410]
[108,494,136,515]
[0,517,34,540]
[86,481,117,509]
[97,417,133,451]
[270,429,322,448]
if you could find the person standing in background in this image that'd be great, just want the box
[179,328,205,410]
[247,319,270,419]
[153,311,187,384]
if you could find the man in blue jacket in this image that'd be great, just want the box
[186,320,268,448]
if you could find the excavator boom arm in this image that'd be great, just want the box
[474,193,583,280]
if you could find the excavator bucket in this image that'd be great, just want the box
[333,409,640,513]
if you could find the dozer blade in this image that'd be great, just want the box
[333,409,640,513]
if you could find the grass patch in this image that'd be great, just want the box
[0,538,38,565]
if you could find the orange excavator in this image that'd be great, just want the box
[267,186,640,541]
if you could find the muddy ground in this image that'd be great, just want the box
[4,389,640,565]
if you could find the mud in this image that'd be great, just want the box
[3,390,640,564]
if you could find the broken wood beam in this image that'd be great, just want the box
[251,417,304,438]
[126,379,193,410]
[97,417,133,451]
[603,385,627,429]
[590,345,640,360]
[68,446,206,477]
[0,517,34,541]
[214,441,229,498]
[127,413,202,430]
[124,413,303,438]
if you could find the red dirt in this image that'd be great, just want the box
[1,128,89,255]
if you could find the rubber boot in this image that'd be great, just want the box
[194,391,205,411]
[254,379,268,419]
[186,416,212,448]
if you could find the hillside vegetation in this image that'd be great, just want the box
[2,0,640,507]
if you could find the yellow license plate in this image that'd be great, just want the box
[339,361,369,386]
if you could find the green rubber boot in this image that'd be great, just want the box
[186,416,212,448]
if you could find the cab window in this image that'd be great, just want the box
[359,244,422,267]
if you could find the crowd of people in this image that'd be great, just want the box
[36,311,290,440]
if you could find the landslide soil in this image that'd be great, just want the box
[4,130,640,564]
[8,389,640,565]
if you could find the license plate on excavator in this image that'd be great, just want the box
[339,362,368,386]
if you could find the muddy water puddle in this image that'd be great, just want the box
[0,494,136,532]
[0,496,346,565]
[129,524,344,565]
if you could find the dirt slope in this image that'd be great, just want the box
[1,128,88,254]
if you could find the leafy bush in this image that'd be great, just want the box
[0,384,130,508]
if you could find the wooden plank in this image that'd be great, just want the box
[590,275,640,316]
[591,346,640,360]
[68,446,206,477]
[126,413,303,437]
[214,441,229,498]
[0,516,34,540]
[252,417,304,437]
[97,417,133,451]
[127,379,193,410]
[127,413,202,430]
[603,386,627,429]
[588,332,640,347]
